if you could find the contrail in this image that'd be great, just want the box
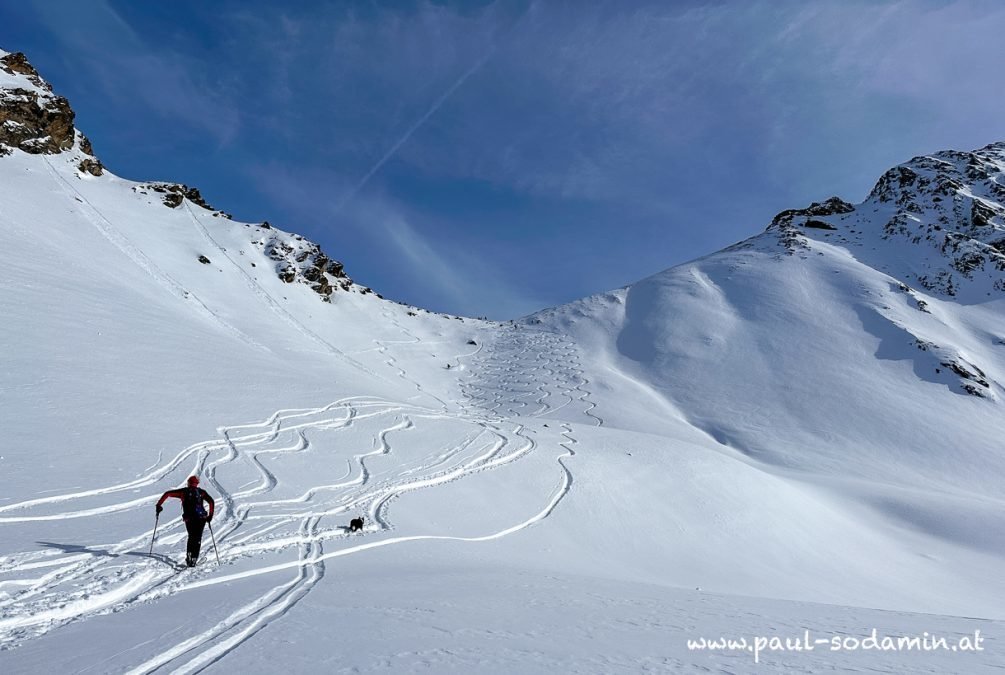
[334,48,496,213]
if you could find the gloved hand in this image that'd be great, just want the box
[205,515,213,523]
[156,505,163,514]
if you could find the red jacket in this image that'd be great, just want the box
[157,486,215,521]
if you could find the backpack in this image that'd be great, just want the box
[183,487,207,519]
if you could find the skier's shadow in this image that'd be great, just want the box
[36,541,117,558]
[37,541,184,569]
[125,550,186,569]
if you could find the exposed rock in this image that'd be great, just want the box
[770,197,856,228]
[141,182,220,212]
[940,358,990,398]
[78,134,95,156]
[78,157,103,176]
[765,144,1005,298]
[962,383,988,398]
[918,270,957,297]
[768,197,855,253]
[0,52,48,85]
[254,234,352,301]
[0,88,76,154]
[0,52,93,158]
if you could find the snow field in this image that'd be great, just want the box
[2,146,1005,672]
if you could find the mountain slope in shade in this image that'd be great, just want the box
[2,47,1004,673]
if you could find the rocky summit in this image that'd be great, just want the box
[765,143,1005,301]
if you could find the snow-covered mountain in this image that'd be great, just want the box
[2,49,1003,673]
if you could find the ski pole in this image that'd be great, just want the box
[208,521,221,566]
[149,513,160,556]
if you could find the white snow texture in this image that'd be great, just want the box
[1,50,1004,673]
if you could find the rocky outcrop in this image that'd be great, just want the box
[764,143,1005,298]
[767,197,856,253]
[1,52,44,82]
[253,233,352,302]
[770,197,857,228]
[864,144,1005,296]
[0,52,96,160]
[78,157,104,176]
[133,182,229,216]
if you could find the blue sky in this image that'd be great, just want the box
[3,1,1004,318]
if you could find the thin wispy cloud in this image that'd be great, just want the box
[27,0,240,146]
[334,46,497,213]
[360,201,532,318]
[236,0,1005,314]
[245,161,535,318]
[5,0,1002,318]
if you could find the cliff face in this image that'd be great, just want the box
[0,51,99,168]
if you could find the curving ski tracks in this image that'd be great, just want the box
[0,311,600,670]
[42,158,270,354]
[460,327,604,427]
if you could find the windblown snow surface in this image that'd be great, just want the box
[2,51,1005,674]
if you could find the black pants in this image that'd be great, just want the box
[185,517,206,559]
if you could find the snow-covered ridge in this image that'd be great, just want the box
[0,49,360,304]
[3,43,1005,672]
[766,142,1005,301]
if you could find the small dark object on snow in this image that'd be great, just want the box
[198,255,211,265]
[467,339,477,345]
[349,517,364,533]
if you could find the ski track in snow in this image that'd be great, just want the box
[459,327,604,427]
[42,158,270,353]
[183,204,384,382]
[368,303,452,412]
[0,323,600,672]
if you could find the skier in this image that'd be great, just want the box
[156,476,215,567]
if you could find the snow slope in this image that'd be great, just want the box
[2,48,1004,672]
